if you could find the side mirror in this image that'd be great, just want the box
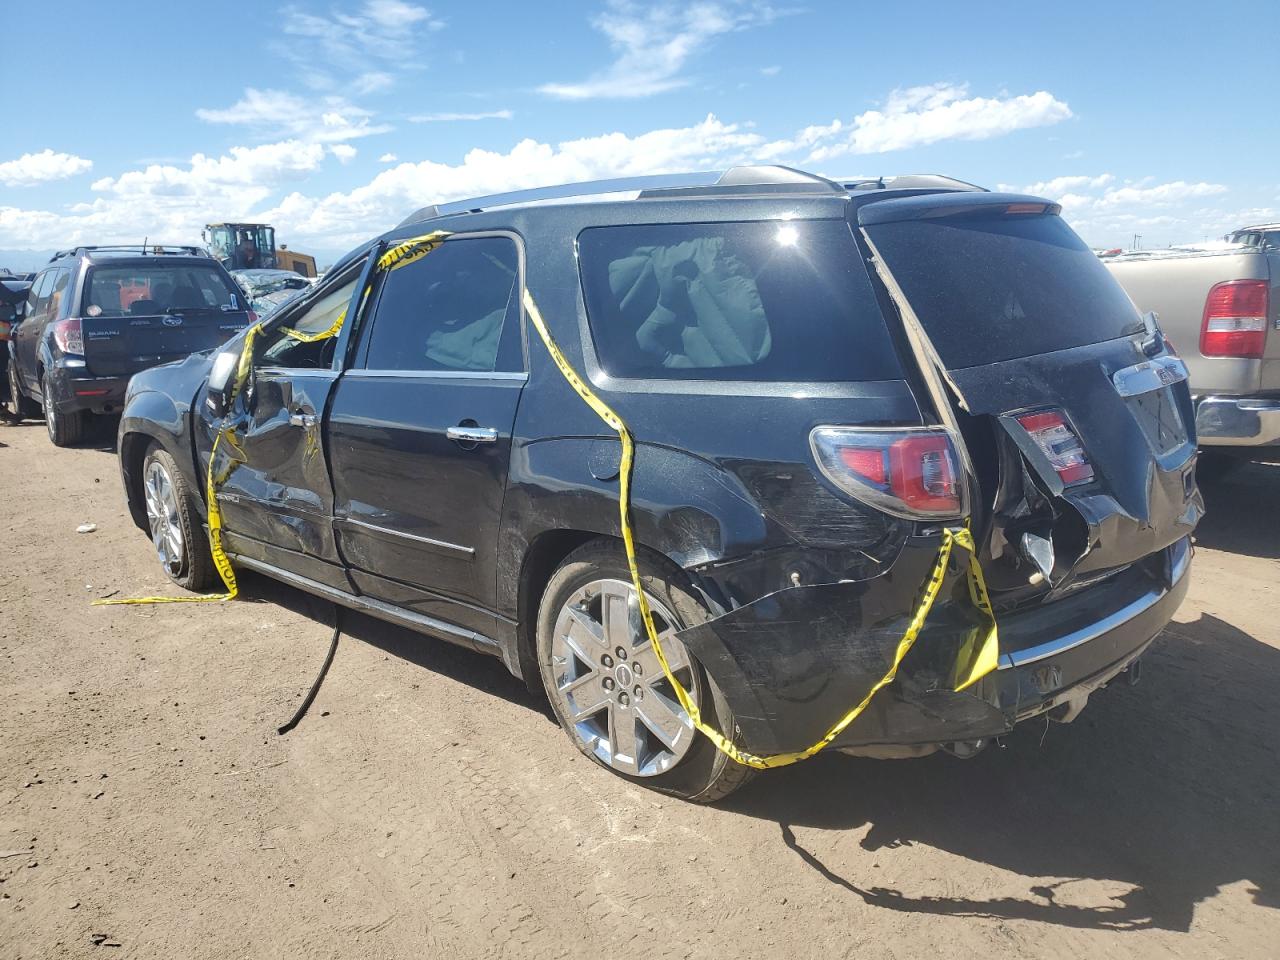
[205,347,241,419]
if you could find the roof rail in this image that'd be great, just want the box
[397,165,848,227]
[49,244,209,262]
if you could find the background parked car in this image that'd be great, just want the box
[1103,241,1280,463]
[1,276,32,415]
[7,245,252,445]
[230,268,314,318]
[116,167,1200,803]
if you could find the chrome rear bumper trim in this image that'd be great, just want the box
[998,536,1191,670]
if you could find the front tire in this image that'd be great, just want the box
[537,539,753,803]
[141,445,216,592]
[42,372,86,447]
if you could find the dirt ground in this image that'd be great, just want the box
[1,419,1277,960]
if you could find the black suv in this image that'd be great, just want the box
[7,246,252,445]
[114,167,1201,802]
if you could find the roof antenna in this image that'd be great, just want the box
[142,237,148,255]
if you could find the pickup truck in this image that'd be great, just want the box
[1103,245,1280,455]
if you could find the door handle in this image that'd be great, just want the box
[447,424,498,444]
[289,411,318,428]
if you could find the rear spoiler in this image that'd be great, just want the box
[857,192,1061,226]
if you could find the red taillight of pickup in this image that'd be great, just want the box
[810,426,964,520]
[51,318,84,355]
[1201,280,1269,358]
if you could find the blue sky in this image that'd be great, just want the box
[1,0,1274,266]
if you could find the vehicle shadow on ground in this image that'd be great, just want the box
[726,611,1280,932]
[1193,460,1280,559]
[239,571,552,720]
[735,453,1279,931]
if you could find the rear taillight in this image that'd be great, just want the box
[1201,280,1269,358]
[811,426,964,520]
[247,310,259,325]
[51,318,84,355]
[1015,410,1094,486]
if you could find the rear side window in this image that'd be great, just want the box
[578,220,901,382]
[83,263,241,317]
[361,236,521,373]
[865,212,1144,369]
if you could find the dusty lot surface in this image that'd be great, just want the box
[1,420,1278,959]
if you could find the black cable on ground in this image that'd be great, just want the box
[277,605,342,736]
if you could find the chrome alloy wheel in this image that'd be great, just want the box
[549,578,700,777]
[144,458,184,577]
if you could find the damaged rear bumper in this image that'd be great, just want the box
[676,536,1192,757]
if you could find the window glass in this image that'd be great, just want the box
[577,220,902,382]
[258,270,361,368]
[362,237,520,373]
[26,271,51,319]
[48,268,71,319]
[865,213,1145,369]
[83,264,241,317]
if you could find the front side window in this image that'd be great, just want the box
[258,268,363,369]
[577,220,902,382]
[361,236,520,373]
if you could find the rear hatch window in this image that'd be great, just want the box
[78,261,249,377]
[864,210,1144,369]
[83,262,242,317]
[578,220,902,382]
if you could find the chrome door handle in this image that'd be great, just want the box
[447,425,498,444]
[289,411,318,428]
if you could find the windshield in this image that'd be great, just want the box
[866,212,1144,369]
[83,263,242,317]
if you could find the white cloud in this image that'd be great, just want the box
[409,109,514,123]
[0,149,93,187]
[379,152,398,163]
[330,144,358,164]
[755,83,1072,164]
[1007,172,1237,247]
[760,65,781,76]
[353,71,394,95]
[803,83,1073,161]
[261,114,764,248]
[1096,180,1227,207]
[540,1,784,99]
[196,88,391,144]
[280,1,444,76]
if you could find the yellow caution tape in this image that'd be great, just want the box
[522,288,999,769]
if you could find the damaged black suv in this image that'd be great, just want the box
[114,167,1201,802]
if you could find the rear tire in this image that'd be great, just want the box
[6,360,39,421]
[141,445,217,593]
[42,372,86,447]
[536,539,754,803]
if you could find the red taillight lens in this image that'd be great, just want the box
[51,318,84,355]
[247,310,259,325]
[811,427,963,520]
[1201,280,1269,358]
[1015,410,1094,486]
